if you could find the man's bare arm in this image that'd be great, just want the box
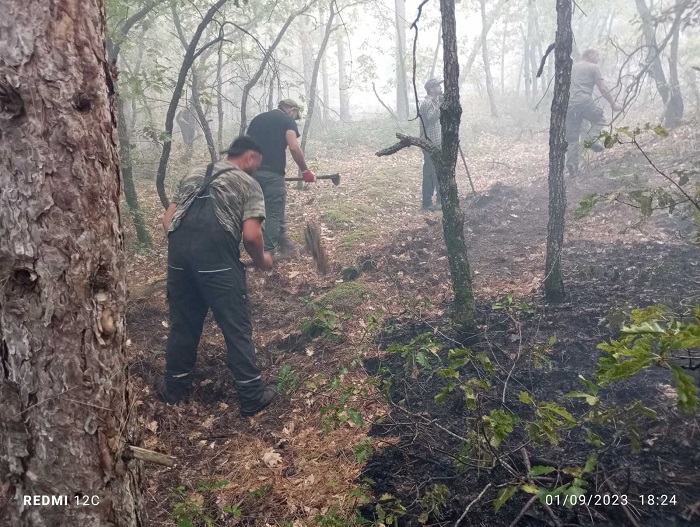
[286,130,309,172]
[596,79,621,111]
[163,203,177,233]
[242,218,273,270]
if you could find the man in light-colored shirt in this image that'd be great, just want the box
[161,136,278,417]
[566,49,621,177]
[418,78,443,210]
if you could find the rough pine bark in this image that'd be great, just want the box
[437,0,476,331]
[544,0,573,302]
[0,1,145,526]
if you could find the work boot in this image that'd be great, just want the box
[157,379,189,405]
[240,384,279,417]
[566,163,577,178]
[276,238,299,260]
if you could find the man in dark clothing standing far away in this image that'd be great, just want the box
[418,78,443,211]
[566,49,621,177]
[161,136,278,417]
[246,99,316,255]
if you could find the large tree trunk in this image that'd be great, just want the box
[437,0,476,331]
[395,0,409,120]
[544,0,573,302]
[480,0,499,118]
[0,1,145,525]
[337,36,350,121]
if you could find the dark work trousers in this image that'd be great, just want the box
[565,99,605,172]
[165,195,263,412]
[422,151,441,207]
[253,169,286,252]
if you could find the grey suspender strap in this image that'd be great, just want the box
[196,163,237,197]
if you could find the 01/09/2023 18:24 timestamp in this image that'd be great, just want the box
[544,494,677,507]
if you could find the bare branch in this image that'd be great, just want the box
[371,82,399,122]
[536,42,555,78]
[376,133,436,156]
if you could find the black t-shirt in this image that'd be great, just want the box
[246,109,300,175]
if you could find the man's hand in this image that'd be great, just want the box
[258,252,274,271]
[303,169,316,183]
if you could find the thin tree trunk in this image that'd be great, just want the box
[395,0,409,120]
[532,2,546,92]
[664,0,685,127]
[337,35,350,121]
[217,39,224,150]
[191,69,217,162]
[239,8,307,135]
[320,4,330,129]
[635,0,670,105]
[156,0,229,208]
[118,96,154,247]
[430,22,442,79]
[460,0,508,82]
[501,20,507,95]
[437,0,476,331]
[480,0,499,117]
[523,30,531,101]
[544,0,573,302]
[268,71,276,111]
[0,1,145,525]
[301,17,314,111]
[107,6,153,248]
[301,0,336,152]
[527,0,539,102]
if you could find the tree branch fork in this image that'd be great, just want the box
[375,133,440,157]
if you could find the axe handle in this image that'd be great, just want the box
[285,173,339,182]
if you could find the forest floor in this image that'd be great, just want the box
[123,115,700,527]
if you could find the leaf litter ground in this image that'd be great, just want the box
[123,119,699,526]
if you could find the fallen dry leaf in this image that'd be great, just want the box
[262,449,283,467]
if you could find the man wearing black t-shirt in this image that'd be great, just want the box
[246,99,316,254]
